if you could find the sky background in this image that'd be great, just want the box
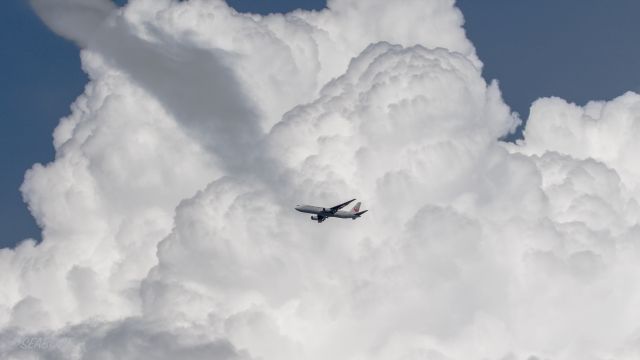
[2,0,640,248]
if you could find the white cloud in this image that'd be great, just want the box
[28,0,117,47]
[5,0,640,359]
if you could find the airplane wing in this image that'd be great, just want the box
[354,210,368,217]
[328,199,356,214]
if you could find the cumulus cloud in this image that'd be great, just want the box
[6,0,640,359]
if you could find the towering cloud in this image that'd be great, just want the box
[3,0,640,359]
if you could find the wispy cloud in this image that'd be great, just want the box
[29,0,117,47]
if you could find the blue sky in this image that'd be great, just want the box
[2,0,640,248]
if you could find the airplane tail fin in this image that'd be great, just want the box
[352,202,361,213]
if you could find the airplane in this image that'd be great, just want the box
[294,198,368,223]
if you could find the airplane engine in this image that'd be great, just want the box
[311,216,319,220]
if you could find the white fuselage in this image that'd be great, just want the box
[294,205,359,219]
